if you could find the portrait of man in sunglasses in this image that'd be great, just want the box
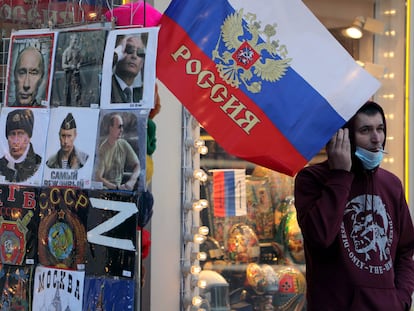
[111,33,146,104]
[94,112,141,190]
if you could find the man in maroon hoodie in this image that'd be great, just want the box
[295,101,414,310]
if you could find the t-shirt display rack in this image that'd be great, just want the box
[0,17,156,310]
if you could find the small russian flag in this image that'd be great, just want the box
[212,169,247,217]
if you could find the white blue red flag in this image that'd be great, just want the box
[157,0,381,176]
[212,169,246,217]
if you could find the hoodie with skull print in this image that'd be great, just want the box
[294,159,414,311]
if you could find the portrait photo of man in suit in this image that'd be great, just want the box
[111,34,146,104]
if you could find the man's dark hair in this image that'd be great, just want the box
[345,100,387,150]
[343,101,387,173]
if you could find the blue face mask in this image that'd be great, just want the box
[355,146,384,170]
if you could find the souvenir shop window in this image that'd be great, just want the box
[198,128,307,311]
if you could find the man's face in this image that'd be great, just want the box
[7,129,30,159]
[70,35,79,47]
[354,112,385,152]
[14,49,43,106]
[116,36,145,79]
[109,116,124,140]
[59,128,76,154]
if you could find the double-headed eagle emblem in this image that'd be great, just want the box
[212,9,291,93]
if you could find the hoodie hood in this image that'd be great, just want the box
[344,101,386,173]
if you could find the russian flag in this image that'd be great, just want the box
[156,0,380,176]
[212,169,247,217]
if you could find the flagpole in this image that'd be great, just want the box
[143,0,146,27]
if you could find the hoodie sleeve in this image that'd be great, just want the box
[394,190,414,308]
[294,164,354,248]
